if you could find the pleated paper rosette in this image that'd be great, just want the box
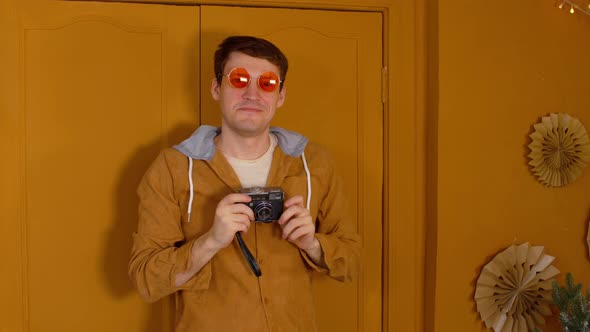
[474,243,560,332]
[528,113,590,187]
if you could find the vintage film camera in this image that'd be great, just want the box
[239,187,284,222]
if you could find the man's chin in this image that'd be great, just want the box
[225,124,270,137]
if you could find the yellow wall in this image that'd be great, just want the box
[433,1,590,331]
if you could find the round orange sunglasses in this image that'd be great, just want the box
[221,67,282,93]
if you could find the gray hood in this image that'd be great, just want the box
[173,125,308,160]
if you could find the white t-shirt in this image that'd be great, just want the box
[223,134,278,188]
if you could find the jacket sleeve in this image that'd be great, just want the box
[128,151,211,303]
[301,151,361,282]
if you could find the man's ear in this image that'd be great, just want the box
[211,78,220,101]
[276,85,287,108]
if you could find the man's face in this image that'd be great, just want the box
[211,52,286,137]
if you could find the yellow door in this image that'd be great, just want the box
[200,6,383,332]
[2,2,382,331]
[0,1,198,331]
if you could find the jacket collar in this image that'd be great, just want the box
[173,125,308,161]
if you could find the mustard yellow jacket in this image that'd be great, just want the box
[129,126,360,331]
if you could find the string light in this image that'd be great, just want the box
[557,0,590,16]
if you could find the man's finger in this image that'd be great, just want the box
[279,203,310,224]
[284,195,304,208]
[221,193,252,205]
[226,203,255,221]
[286,225,312,243]
[233,214,253,227]
[281,217,306,238]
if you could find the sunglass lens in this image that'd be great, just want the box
[258,72,280,92]
[228,68,249,88]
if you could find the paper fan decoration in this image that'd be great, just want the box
[474,243,560,332]
[528,112,590,187]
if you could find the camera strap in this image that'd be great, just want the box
[235,232,262,277]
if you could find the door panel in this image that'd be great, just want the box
[200,6,383,331]
[1,1,199,331]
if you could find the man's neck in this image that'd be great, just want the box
[216,129,271,160]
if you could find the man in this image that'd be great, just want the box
[129,36,360,331]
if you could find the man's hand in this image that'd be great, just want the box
[278,195,318,251]
[205,193,254,250]
[176,193,254,287]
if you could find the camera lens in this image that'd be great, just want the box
[255,201,273,221]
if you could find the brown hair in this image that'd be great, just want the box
[214,36,288,90]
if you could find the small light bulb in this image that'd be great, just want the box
[570,5,575,13]
[559,2,564,8]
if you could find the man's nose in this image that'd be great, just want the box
[241,80,261,100]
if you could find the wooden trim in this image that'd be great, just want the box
[1,1,26,330]
[423,1,438,331]
[383,1,427,332]
[64,0,389,11]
